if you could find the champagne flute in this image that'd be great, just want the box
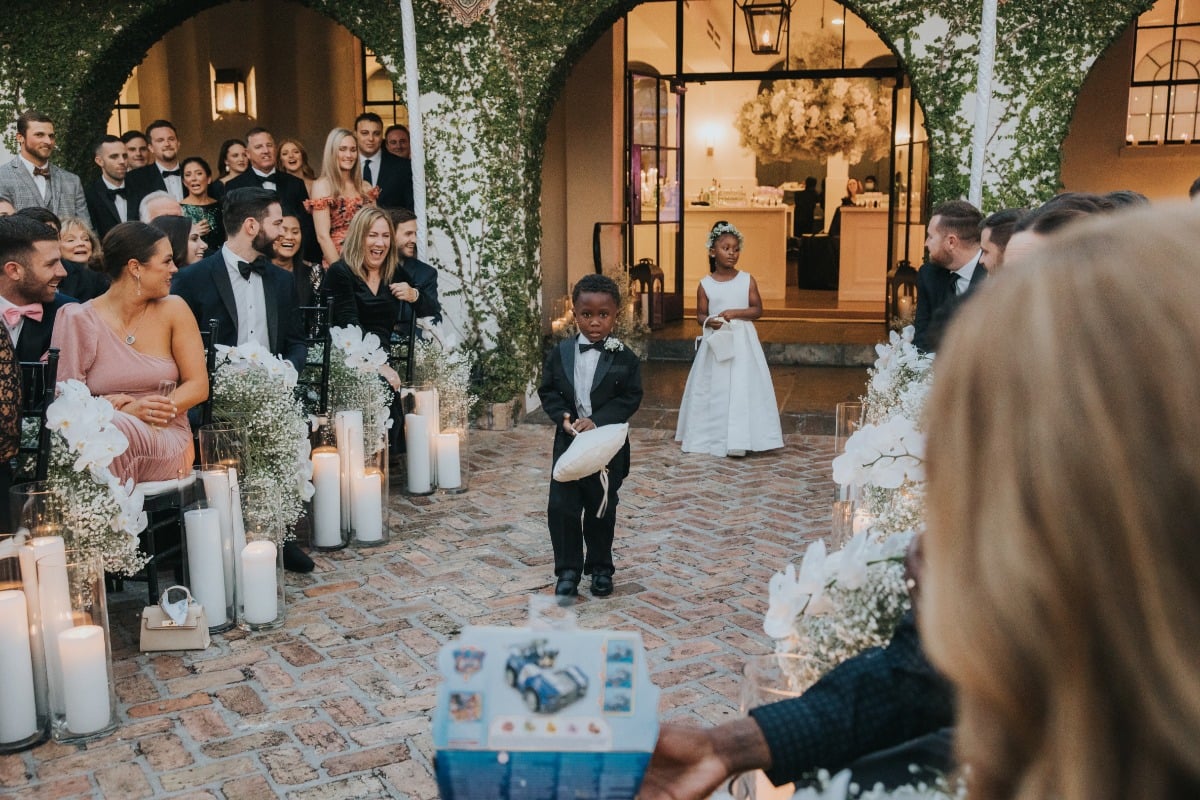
[156,380,177,429]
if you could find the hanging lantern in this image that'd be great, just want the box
[739,0,793,56]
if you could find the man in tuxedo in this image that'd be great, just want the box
[125,120,186,213]
[0,111,91,227]
[354,113,413,211]
[120,130,150,169]
[226,128,317,261]
[84,135,131,238]
[391,208,441,328]
[385,124,411,159]
[0,215,73,362]
[912,200,985,353]
[171,187,312,572]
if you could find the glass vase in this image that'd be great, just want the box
[404,384,439,496]
[334,409,365,537]
[436,402,470,494]
[9,481,67,540]
[0,533,50,752]
[309,414,347,551]
[37,550,117,744]
[352,432,389,547]
[183,468,237,633]
[237,488,286,631]
[833,401,865,502]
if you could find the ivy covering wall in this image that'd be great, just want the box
[0,0,1151,401]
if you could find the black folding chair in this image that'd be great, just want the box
[390,312,418,385]
[297,297,333,416]
[17,348,60,482]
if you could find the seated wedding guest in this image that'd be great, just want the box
[977,208,1025,274]
[149,214,207,268]
[279,138,316,195]
[922,205,1200,800]
[391,209,441,329]
[84,135,130,238]
[0,199,15,216]
[179,156,223,251]
[120,130,149,169]
[322,206,410,389]
[271,214,323,307]
[57,217,109,301]
[15,205,61,231]
[306,127,378,266]
[51,221,206,483]
[226,127,316,262]
[139,190,183,223]
[1003,192,1109,267]
[385,124,411,159]
[913,200,985,352]
[217,139,248,186]
[0,312,19,527]
[0,215,71,361]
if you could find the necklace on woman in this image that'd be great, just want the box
[110,299,150,345]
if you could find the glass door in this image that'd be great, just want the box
[887,77,929,319]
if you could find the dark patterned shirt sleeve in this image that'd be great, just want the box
[748,611,954,787]
[0,328,20,461]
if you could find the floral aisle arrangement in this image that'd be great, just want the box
[734,33,892,165]
[211,343,314,540]
[42,380,148,575]
[329,326,394,456]
[414,335,479,428]
[765,327,933,682]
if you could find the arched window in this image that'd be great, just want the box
[1127,0,1200,144]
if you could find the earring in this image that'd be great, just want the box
[136,273,142,297]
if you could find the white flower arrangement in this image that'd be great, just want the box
[329,325,394,455]
[42,380,148,575]
[211,344,314,542]
[793,767,964,800]
[414,336,478,428]
[602,336,624,352]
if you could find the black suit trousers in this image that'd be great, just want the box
[547,467,623,577]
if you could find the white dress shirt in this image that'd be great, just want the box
[158,163,184,201]
[251,168,278,192]
[101,177,128,222]
[220,245,269,348]
[20,156,48,200]
[952,250,982,295]
[573,334,602,419]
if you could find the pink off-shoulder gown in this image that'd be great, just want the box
[50,302,194,483]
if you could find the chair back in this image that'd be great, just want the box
[18,348,60,481]
[197,319,220,427]
[297,296,333,415]
[391,311,417,385]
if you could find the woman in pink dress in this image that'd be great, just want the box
[51,222,208,483]
[305,127,379,266]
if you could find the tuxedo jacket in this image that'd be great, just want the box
[12,293,75,362]
[0,158,90,226]
[124,163,170,217]
[537,339,643,481]
[374,152,414,211]
[225,170,318,262]
[59,260,110,303]
[397,257,441,325]
[84,178,129,238]
[912,258,988,353]
[170,251,307,371]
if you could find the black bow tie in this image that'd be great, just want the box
[105,186,126,199]
[579,340,607,353]
[254,172,277,184]
[237,258,269,281]
[161,169,181,178]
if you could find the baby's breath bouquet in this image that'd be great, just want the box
[414,336,478,429]
[329,325,393,455]
[42,380,148,575]
[211,343,314,540]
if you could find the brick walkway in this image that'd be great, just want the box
[1,389,853,799]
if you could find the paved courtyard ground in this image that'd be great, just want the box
[1,365,867,800]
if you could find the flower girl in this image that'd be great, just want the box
[675,221,783,457]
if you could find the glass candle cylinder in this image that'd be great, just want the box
[37,550,117,744]
[352,432,389,547]
[413,384,440,487]
[8,481,67,540]
[437,403,470,494]
[182,469,236,633]
[237,488,286,631]
[198,421,246,476]
[335,409,365,538]
[0,533,50,752]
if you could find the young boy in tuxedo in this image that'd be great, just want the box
[538,274,643,598]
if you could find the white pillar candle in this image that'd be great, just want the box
[897,295,913,320]
[415,389,439,480]
[405,413,432,494]
[335,412,350,530]
[184,507,227,626]
[10,541,48,717]
[57,625,111,735]
[200,469,235,608]
[352,469,384,542]
[311,448,341,547]
[435,433,462,490]
[228,469,247,596]
[641,293,650,326]
[0,590,38,742]
[337,410,365,531]
[34,543,71,716]
[239,541,278,625]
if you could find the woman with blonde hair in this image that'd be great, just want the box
[57,216,110,301]
[922,204,1200,800]
[304,127,378,266]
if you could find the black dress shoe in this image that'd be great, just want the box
[283,541,315,573]
[555,571,580,597]
[591,574,614,597]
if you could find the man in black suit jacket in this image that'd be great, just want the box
[354,113,414,211]
[226,128,318,262]
[392,208,441,328]
[85,135,131,238]
[125,119,186,214]
[170,187,306,372]
[913,200,986,352]
[0,215,73,361]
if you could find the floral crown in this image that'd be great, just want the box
[706,221,744,250]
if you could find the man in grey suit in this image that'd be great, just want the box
[0,111,90,227]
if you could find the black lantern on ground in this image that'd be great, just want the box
[739,0,793,55]
[629,258,665,330]
[214,69,247,116]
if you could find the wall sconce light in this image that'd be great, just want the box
[702,123,720,157]
[213,69,247,116]
[738,0,794,56]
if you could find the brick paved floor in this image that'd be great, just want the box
[1,368,863,800]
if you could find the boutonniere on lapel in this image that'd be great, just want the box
[603,337,624,352]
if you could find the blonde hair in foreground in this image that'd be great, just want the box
[923,204,1200,800]
[340,205,397,285]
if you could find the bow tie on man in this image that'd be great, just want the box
[33,166,50,178]
[160,168,182,178]
[237,258,270,281]
[3,304,43,326]
[105,186,127,199]
[579,339,608,353]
